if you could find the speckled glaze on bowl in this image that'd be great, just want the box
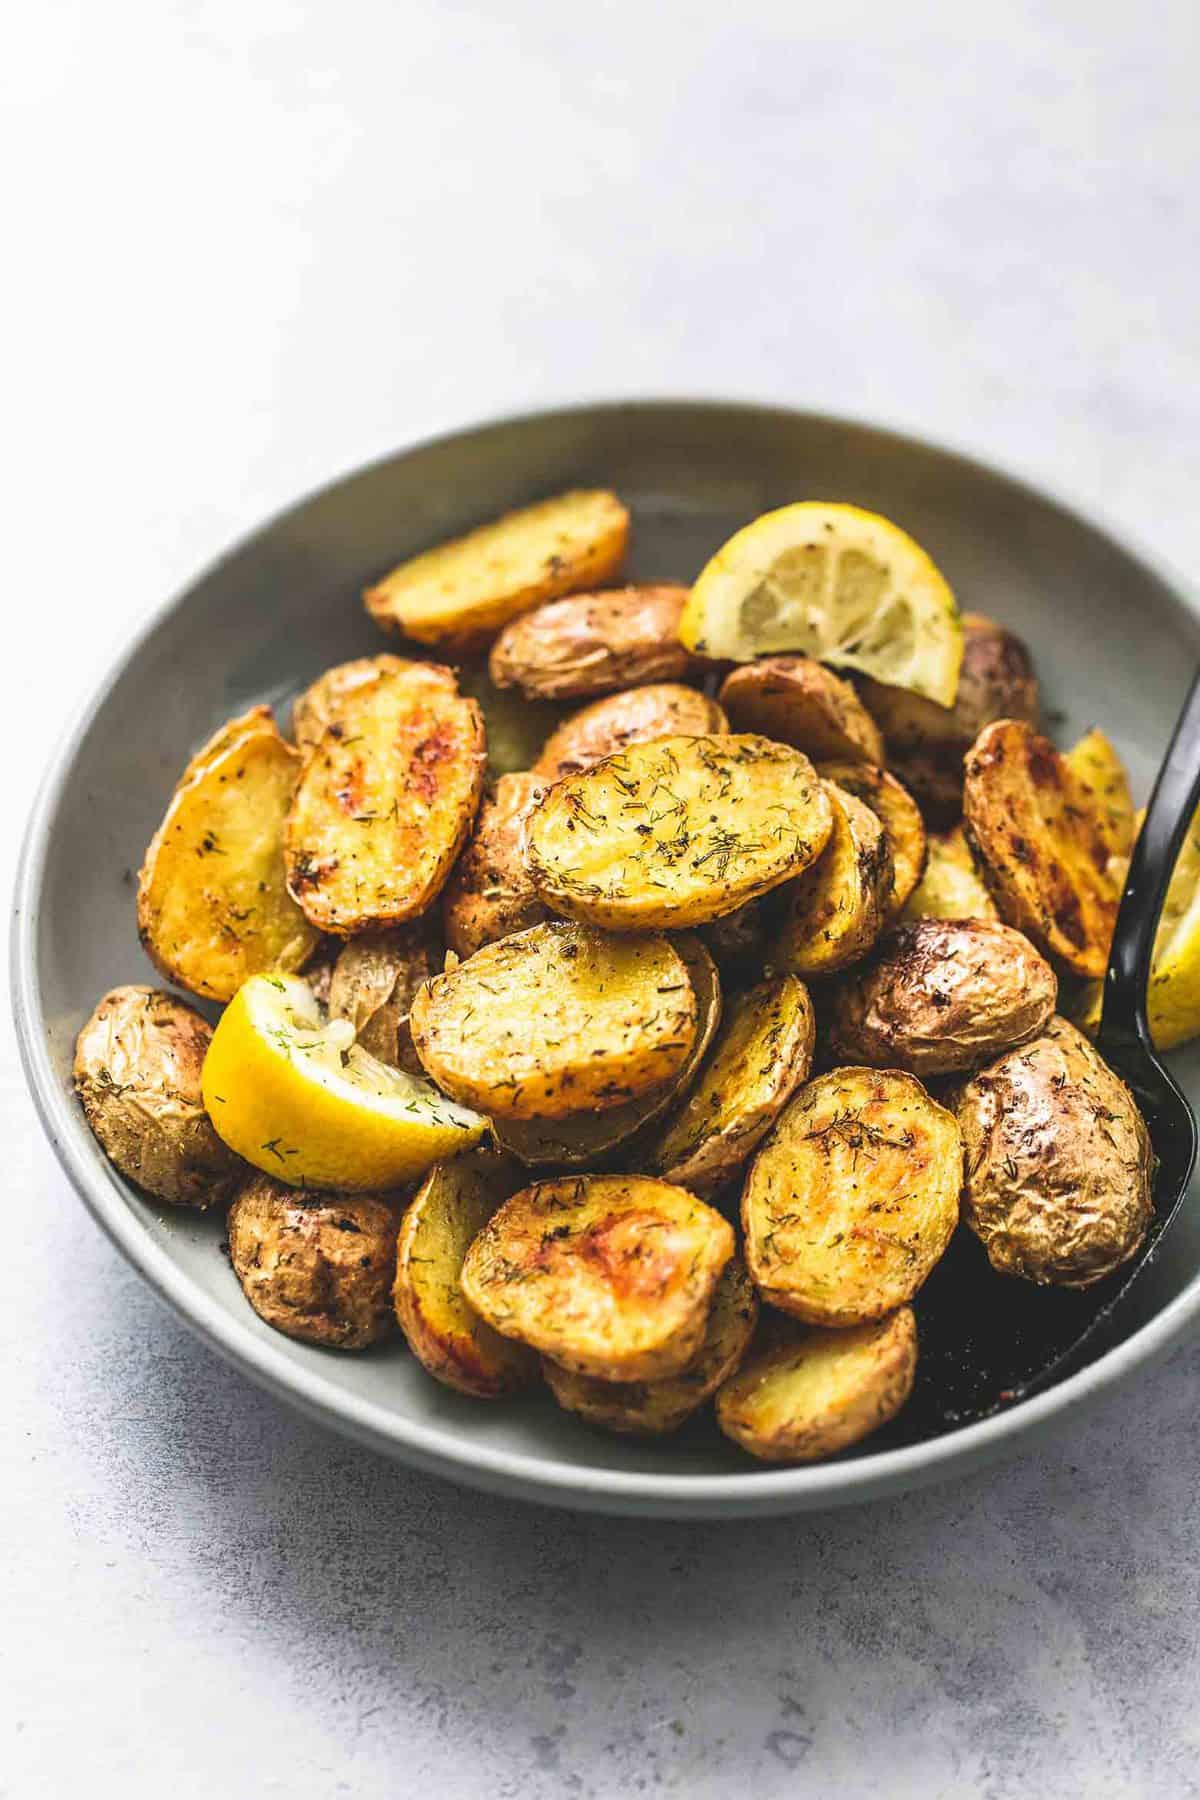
[13,401,1200,1518]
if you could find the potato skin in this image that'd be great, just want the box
[956,1016,1153,1287]
[902,826,999,923]
[697,897,771,972]
[543,1258,758,1436]
[227,1173,402,1348]
[460,1175,735,1381]
[716,1309,917,1463]
[534,683,728,779]
[327,923,441,1075]
[440,771,551,958]
[74,986,242,1208]
[772,785,892,976]
[720,656,884,765]
[291,655,414,753]
[818,761,927,918]
[831,918,1058,1076]
[489,585,693,701]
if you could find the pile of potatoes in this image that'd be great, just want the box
[75,489,1159,1464]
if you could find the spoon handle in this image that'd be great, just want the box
[1100,669,1200,1051]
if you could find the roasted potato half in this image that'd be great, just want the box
[644,976,815,1195]
[441,772,551,958]
[719,656,884,765]
[393,1151,539,1397]
[74,986,242,1208]
[716,1308,917,1463]
[534,683,728,779]
[743,1068,962,1326]
[460,1175,734,1381]
[902,826,999,923]
[410,921,698,1120]
[963,719,1120,978]
[284,660,485,935]
[543,1258,758,1436]
[364,489,630,650]
[291,655,414,753]
[137,705,320,1001]
[1065,727,1136,865]
[526,734,834,931]
[327,922,441,1074]
[489,585,693,702]
[227,1173,402,1348]
[818,761,927,918]
[956,1016,1153,1287]
[831,918,1058,1076]
[772,785,892,976]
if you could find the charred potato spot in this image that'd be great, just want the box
[489,585,694,702]
[284,661,486,935]
[410,921,699,1121]
[327,922,441,1075]
[956,1016,1153,1287]
[772,784,892,976]
[460,1175,735,1381]
[902,826,999,923]
[743,1068,961,1327]
[963,719,1120,979]
[137,705,320,1002]
[818,761,927,918]
[645,976,815,1195]
[534,683,728,779]
[831,918,1058,1076]
[543,1258,758,1436]
[291,655,415,753]
[526,733,834,931]
[441,771,551,958]
[719,656,884,765]
[393,1151,538,1397]
[716,1308,917,1462]
[74,986,242,1208]
[227,1173,402,1348]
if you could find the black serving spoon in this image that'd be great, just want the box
[896,671,1200,1438]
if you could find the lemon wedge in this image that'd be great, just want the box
[680,502,963,706]
[202,974,486,1191]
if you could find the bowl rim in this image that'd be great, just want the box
[14,395,1200,1518]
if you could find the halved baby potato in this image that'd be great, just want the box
[534,683,728,779]
[818,761,927,918]
[284,660,486,935]
[719,655,884,765]
[644,975,815,1195]
[460,1174,734,1381]
[441,771,550,958]
[963,719,1121,978]
[410,921,699,1121]
[526,733,834,931]
[772,785,892,976]
[716,1308,917,1463]
[137,705,320,1001]
[743,1067,962,1326]
[1065,727,1136,865]
[291,655,414,753]
[327,922,441,1075]
[364,489,630,650]
[489,585,693,702]
[902,825,999,923]
[543,1257,758,1436]
[393,1150,539,1397]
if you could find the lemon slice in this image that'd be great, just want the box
[202,974,486,1191]
[680,502,963,706]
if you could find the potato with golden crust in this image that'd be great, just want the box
[489,585,694,702]
[644,976,815,1194]
[327,922,441,1075]
[393,1151,539,1397]
[716,1309,917,1463]
[227,1173,403,1348]
[284,661,485,935]
[543,1258,758,1436]
[460,1174,734,1381]
[74,986,242,1208]
[902,826,999,923]
[831,918,1057,1076]
[440,772,551,958]
[743,1067,961,1327]
[1065,727,1136,865]
[137,706,320,1002]
[364,489,630,651]
[818,761,927,919]
[534,683,728,779]
[719,655,884,764]
[291,655,415,752]
[956,1016,1153,1287]
[526,734,834,931]
[410,921,698,1121]
[772,785,893,976]
[963,719,1120,978]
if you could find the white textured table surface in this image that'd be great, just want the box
[6,4,1200,1794]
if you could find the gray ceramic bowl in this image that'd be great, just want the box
[14,400,1200,1517]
